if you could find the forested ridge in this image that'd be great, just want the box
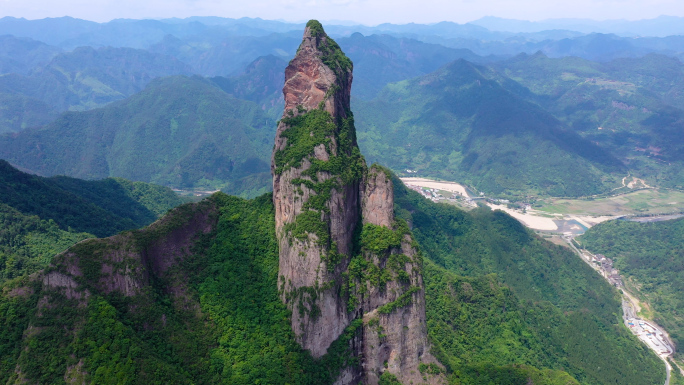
[392,175,664,384]
[355,59,624,198]
[580,217,684,361]
[0,76,276,196]
[0,160,186,284]
[0,178,665,384]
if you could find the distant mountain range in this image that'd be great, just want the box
[355,59,624,197]
[1,45,683,198]
[470,15,684,37]
[0,16,683,197]
[0,76,276,196]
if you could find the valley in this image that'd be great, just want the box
[576,244,678,384]
[404,175,684,384]
[401,175,684,233]
[1,11,684,385]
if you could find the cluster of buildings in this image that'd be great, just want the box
[404,184,477,207]
[405,185,444,202]
[593,254,622,286]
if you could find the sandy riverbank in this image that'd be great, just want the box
[400,178,469,197]
[487,203,559,231]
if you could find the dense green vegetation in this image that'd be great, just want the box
[392,176,665,384]
[0,75,276,196]
[580,217,684,358]
[0,160,185,283]
[0,183,666,384]
[355,59,623,198]
[0,160,185,237]
[0,194,364,384]
[0,46,191,113]
[306,20,353,78]
[492,52,684,190]
[0,203,92,283]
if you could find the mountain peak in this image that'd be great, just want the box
[282,19,352,119]
[272,22,441,384]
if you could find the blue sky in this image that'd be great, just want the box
[0,0,682,24]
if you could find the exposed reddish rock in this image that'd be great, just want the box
[282,28,351,119]
[272,21,361,358]
[273,21,442,385]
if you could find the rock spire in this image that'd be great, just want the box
[272,20,442,385]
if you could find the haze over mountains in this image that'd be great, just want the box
[0,20,671,384]
[1,13,684,198]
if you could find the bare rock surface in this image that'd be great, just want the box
[273,20,443,384]
[362,165,395,228]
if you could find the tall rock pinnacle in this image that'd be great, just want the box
[272,20,443,384]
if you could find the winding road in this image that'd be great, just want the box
[564,237,674,385]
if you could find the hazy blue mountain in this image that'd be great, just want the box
[0,75,275,196]
[0,16,210,49]
[0,46,192,112]
[338,33,493,98]
[0,16,98,46]
[430,32,684,62]
[540,33,652,62]
[161,16,305,33]
[470,15,684,37]
[149,31,301,76]
[491,52,684,188]
[0,35,61,75]
[0,93,57,133]
[58,18,209,49]
[355,59,624,197]
[210,55,287,117]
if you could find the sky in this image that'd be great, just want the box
[0,0,683,25]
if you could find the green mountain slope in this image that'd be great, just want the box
[0,160,186,238]
[579,217,684,358]
[0,46,191,112]
[492,52,684,189]
[392,175,664,385]
[0,194,366,384]
[356,59,624,197]
[210,55,287,118]
[0,75,276,196]
[0,92,57,133]
[0,183,665,384]
[0,160,186,283]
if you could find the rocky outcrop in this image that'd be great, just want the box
[272,20,362,359]
[361,165,394,228]
[272,21,442,385]
[38,199,217,311]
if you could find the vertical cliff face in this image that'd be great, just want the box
[271,20,363,358]
[272,21,442,384]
